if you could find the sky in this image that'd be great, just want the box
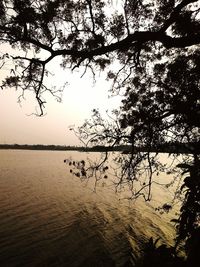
[0,64,122,146]
[0,1,124,146]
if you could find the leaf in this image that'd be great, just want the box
[176,163,191,169]
[171,219,180,223]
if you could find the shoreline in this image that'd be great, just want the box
[0,143,199,154]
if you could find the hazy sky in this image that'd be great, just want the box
[0,1,125,146]
[0,65,122,146]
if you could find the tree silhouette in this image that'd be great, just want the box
[0,0,200,114]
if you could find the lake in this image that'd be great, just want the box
[0,150,177,266]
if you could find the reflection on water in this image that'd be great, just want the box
[0,150,176,266]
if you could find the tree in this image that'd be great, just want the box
[1,0,200,262]
[0,0,200,114]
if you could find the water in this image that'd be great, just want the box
[0,150,176,267]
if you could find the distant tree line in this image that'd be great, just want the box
[1,142,199,153]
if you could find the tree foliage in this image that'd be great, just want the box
[0,0,200,114]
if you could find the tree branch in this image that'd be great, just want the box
[42,31,200,65]
[160,0,198,33]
